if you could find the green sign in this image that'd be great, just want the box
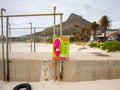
[52,36,69,60]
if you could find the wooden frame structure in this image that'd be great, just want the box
[0,7,63,81]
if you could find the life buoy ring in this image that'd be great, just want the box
[54,38,61,57]
[13,83,31,90]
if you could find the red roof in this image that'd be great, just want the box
[107,32,118,37]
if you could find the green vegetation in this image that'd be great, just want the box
[91,22,99,41]
[99,15,111,40]
[88,42,120,52]
[72,27,91,42]
[88,43,98,48]
[75,42,87,46]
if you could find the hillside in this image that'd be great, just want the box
[36,13,91,36]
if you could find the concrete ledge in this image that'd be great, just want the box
[1,60,120,82]
[63,60,120,81]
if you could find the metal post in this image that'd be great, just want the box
[53,6,58,80]
[0,13,63,17]
[8,23,11,52]
[29,22,32,53]
[56,27,58,36]
[1,8,6,81]
[60,15,63,36]
[53,6,56,36]
[34,28,36,52]
[60,14,63,81]
[6,17,9,81]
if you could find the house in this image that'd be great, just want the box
[95,31,120,42]
[107,31,120,41]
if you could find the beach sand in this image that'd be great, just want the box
[0,42,120,90]
[0,42,120,61]
[0,79,120,90]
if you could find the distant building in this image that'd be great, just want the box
[96,33,105,42]
[90,29,120,42]
[107,31,120,41]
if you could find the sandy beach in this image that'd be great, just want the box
[0,79,120,90]
[0,42,82,53]
[0,42,120,61]
[0,42,120,90]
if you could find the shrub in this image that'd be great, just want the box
[102,42,120,52]
[88,41,120,52]
[88,43,97,48]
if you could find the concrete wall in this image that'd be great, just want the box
[63,60,120,81]
[0,60,3,80]
[1,60,120,82]
[9,60,40,82]
[9,60,58,82]
[40,61,56,81]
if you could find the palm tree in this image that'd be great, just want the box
[72,28,91,42]
[80,27,86,41]
[99,15,111,41]
[91,22,99,41]
[72,32,79,41]
[85,28,91,41]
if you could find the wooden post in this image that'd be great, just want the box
[60,14,63,81]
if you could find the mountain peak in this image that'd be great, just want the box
[38,13,91,36]
[69,13,81,17]
[68,13,82,19]
[66,13,83,22]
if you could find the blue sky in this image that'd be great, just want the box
[0,0,120,36]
